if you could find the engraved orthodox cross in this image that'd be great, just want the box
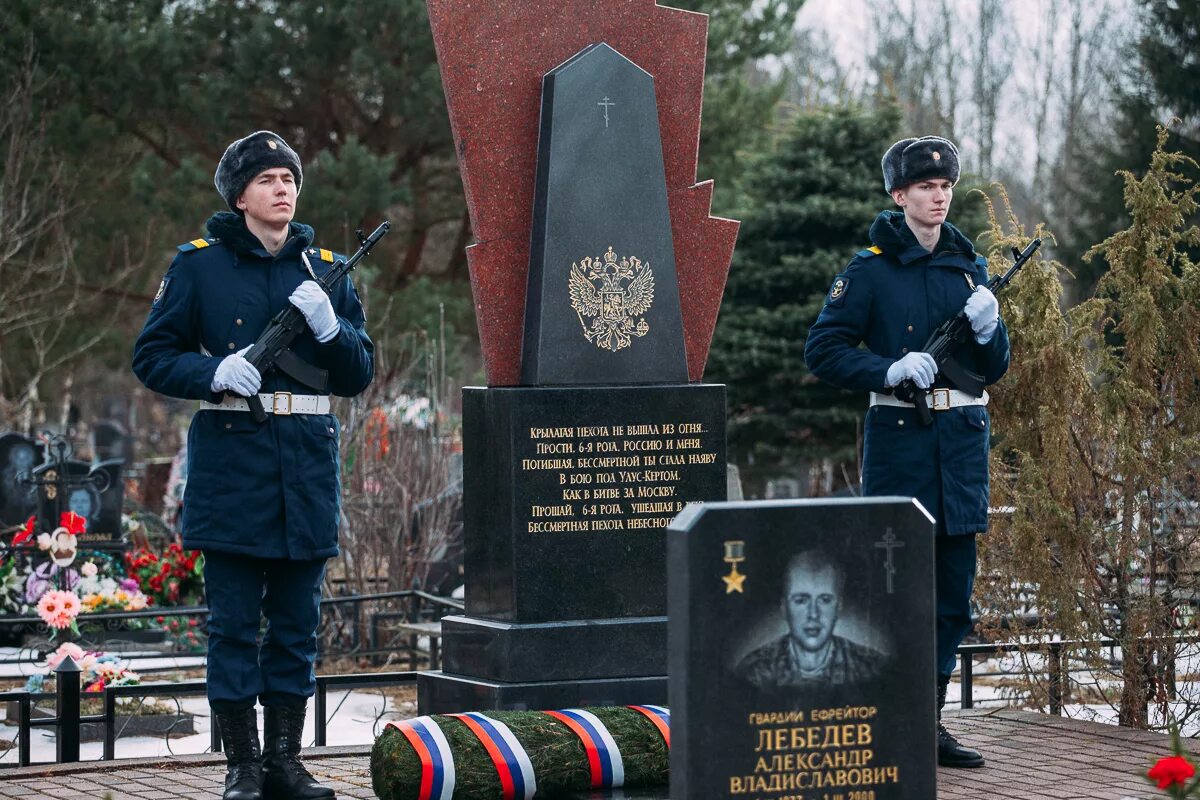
[874,528,905,595]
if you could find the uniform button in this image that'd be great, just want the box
[328,427,335,434]
[224,423,232,430]
[907,325,914,332]
[898,420,905,427]
[236,319,244,326]
[228,342,236,350]
[901,347,909,354]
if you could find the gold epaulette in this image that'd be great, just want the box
[177,238,220,253]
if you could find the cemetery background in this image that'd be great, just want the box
[0,0,1197,784]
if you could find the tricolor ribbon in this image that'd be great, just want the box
[450,712,537,799]
[545,708,625,788]
[385,716,456,800]
[627,704,670,747]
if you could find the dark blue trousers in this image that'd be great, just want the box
[203,551,326,712]
[936,534,977,681]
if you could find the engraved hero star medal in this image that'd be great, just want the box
[722,540,746,594]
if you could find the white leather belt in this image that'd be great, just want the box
[870,389,989,411]
[200,393,331,415]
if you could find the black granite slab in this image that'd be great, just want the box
[418,671,667,714]
[522,42,687,385]
[463,384,726,623]
[440,614,666,683]
[668,498,937,800]
[34,459,125,550]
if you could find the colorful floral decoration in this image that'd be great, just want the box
[1146,729,1200,798]
[24,642,141,694]
[36,589,82,635]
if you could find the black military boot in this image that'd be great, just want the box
[262,702,335,800]
[937,680,984,768]
[216,707,264,800]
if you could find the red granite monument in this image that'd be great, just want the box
[427,0,738,386]
[420,1,735,714]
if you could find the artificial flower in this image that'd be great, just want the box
[13,515,36,546]
[80,561,98,578]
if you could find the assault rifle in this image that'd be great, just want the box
[893,237,1042,426]
[239,221,391,423]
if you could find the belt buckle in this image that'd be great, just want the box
[931,388,951,411]
[272,391,293,415]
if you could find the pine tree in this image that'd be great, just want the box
[669,0,805,212]
[707,106,899,487]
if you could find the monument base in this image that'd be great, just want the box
[418,671,667,714]
[441,614,666,683]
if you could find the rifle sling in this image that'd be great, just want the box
[275,348,329,393]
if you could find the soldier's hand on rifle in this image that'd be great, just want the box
[212,347,262,397]
[963,286,999,343]
[288,281,339,343]
[886,352,938,390]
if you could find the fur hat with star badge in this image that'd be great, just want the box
[881,135,960,193]
[214,130,303,213]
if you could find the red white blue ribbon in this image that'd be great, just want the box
[628,704,671,747]
[545,708,625,788]
[385,716,456,800]
[451,712,537,799]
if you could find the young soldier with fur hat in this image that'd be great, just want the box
[805,135,1007,769]
[134,130,374,799]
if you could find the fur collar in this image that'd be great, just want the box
[869,210,974,257]
[205,211,314,256]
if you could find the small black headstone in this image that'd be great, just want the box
[522,42,688,385]
[35,459,126,550]
[0,433,41,529]
[668,498,936,799]
[90,420,132,466]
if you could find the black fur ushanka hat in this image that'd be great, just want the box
[881,136,960,193]
[214,130,303,213]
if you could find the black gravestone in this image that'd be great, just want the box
[668,498,936,800]
[0,433,41,529]
[34,459,126,551]
[521,43,688,385]
[90,420,133,466]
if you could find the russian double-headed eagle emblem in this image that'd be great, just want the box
[568,246,655,352]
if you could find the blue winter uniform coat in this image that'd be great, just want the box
[804,211,1009,536]
[132,213,374,559]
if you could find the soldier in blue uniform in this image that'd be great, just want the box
[133,131,374,800]
[804,136,1006,769]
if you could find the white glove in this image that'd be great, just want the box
[211,347,262,396]
[886,352,938,390]
[963,286,1000,343]
[289,281,339,343]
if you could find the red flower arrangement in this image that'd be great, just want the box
[124,543,204,608]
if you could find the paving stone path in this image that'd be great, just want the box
[0,709,1185,799]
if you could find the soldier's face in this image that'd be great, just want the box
[892,178,954,227]
[237,168,298,226]
[783,564,841,652]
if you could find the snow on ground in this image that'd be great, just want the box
[0,688,403,764]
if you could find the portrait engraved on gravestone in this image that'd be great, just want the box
[731,547,890,692]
